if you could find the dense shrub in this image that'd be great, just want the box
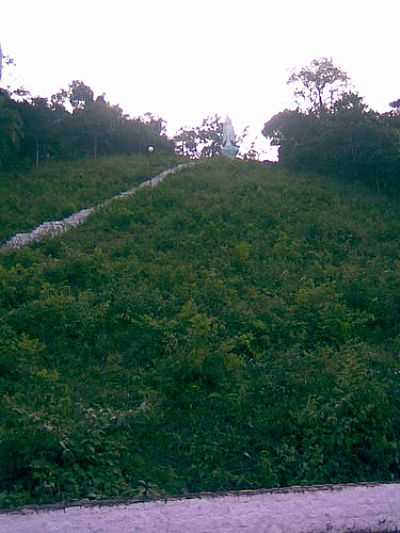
[1,158,400,507]
[263,95,400,192]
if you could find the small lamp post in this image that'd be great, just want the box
[146,146,155,178]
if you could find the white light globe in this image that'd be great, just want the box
[147,146,155,153]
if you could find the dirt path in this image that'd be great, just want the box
[1,483,399,532]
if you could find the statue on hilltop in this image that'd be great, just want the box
[222,116,239,158]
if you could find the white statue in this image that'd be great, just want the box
[222,116,239,158]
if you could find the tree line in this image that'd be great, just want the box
[0,81,252,168]
[262,58,400,192]
[0,54,257,166]
[0,80,174,168]
[2,56,399,185]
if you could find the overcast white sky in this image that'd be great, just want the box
[2,0,400,155]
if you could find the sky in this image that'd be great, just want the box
[1,0,400,156]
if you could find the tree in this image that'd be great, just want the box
[142,113,167,136]
[18,97,54,167]
[242,142,259,161]
[288,57,350,114]
[174,127,199,158]
[174,114,224,158]
[68,80,94,111]
[0,90,23,168]
[80,95,113,159]
[0,75,174,166]
[262,109,320,167]
[50,89,68,112]
[197,115,224,158]
[0,45,15,84]
[389,99,400,113]
[262,91,400,191]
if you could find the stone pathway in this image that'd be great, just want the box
[1,484,399,532]
[0,163,191,252]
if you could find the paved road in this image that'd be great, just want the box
[1,484,400,532]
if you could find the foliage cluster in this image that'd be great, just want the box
[0,81,173,169]
[174,115,230,159]
[263,58,400,192]
[174,115,250,160]
[1,158,400,507]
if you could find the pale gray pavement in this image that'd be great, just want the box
[1,484,400,532]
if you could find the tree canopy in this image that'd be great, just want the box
[288,57,350,114]
[263,58,400,192]
[0,81,173,169]
[174,114,225,158]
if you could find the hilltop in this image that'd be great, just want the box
[1,155,399,507]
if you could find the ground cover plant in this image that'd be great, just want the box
[1,157,400,507]
[0,153,177,244]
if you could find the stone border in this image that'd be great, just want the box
[1,483,400,532]
[1,481,398,515]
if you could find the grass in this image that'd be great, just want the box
[1,157,400,507]
[0,153,178,243]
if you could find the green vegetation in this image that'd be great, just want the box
[0,80,173,169]
[0,153,177,243]
[1,157,400,507]
[263,58,400,192]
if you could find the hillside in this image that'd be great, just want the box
[0,153,177,244]
[1,157,400,508]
